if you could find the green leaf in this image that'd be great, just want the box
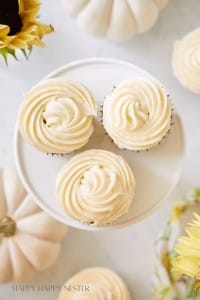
[193,188,200,200]
[0,47,17,65]
[28,44,33,55]
[0,44,33,64]
[192,281,200,298]
[21,44,33,59]
[156,286,171,299]
[186,279,197,297]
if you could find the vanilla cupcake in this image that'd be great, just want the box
[172,28,200,93]
[58,268,131,300]
[56,149,135,226]
[18,78,97,154]
[103,78,172,151]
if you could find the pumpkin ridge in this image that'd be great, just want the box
[16,211,68,242]
[126,0,159,34]
[0,171,8,217]
[151,0,168,10]
[106,0,114,34]
[13,195,41,220]
[17,229,64,244]
[152,0,159,9]
[13,233,61,271]
[8,238,35,279]
[65,0,90,17]
[0,240,14,283]
[125,0,137,29]
[15,231,59,247]
[76,0,90,15]
[7,240,15,282]
[13,233,43,269]
[3,168,26,215]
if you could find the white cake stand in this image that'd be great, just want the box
[14,58,185,231]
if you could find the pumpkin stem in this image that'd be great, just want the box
[0,216,16,237]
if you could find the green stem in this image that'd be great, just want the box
[0,216,16,237]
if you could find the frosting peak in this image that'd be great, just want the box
[18,78,97,154]
[119,99,149,129]
[56,149,135,226]
[43,98,85,128]
[103,79,171,151]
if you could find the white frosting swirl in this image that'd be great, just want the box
[58,268,131,300]
[56,149,135,225]
[172,28,200,93]
[18,78,97,154]
[103,79,171,151]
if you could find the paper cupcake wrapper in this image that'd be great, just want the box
[152,189,200,300]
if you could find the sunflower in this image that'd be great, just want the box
[0,0,53,63]
[172,213,200,281]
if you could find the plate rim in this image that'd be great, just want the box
[14,57,186,231]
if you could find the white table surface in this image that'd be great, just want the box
[0,0,200,299]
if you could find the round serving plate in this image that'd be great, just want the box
[14,58,185,231]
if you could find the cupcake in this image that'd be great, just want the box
[172,28,200,94]
[56,149,135,226]
[103,78,172,151]
[58,267,131,300]
[18,78,97,154]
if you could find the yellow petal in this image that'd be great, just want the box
[17,32,35,42]
[18,0,24,14]
[10,38,29,49]
[34,21,54,35]
[193,213,200,223]
[170,202,187,221]
[23,24,38,34]
[187,226,200,239]
[0,42,8,49]
[172,256,200,279]
[23,0,40,11]
[175,242,200,258]
[177,236,200,250]
[30,38,45,47]
[0,25,10,38]
[21,6,40,21]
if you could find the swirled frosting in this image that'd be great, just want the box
[56,149,135,225]
[58,268,131,300]
[18,78,97,154]
[103,79,171,151]
[172,28,200,93]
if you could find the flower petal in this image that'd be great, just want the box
[0,25,10,38]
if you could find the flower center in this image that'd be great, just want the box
[0,1,22,35]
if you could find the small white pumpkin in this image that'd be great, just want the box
[62,0,168,42]
[0,168,68,283]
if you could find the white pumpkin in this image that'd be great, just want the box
[62,0,168,42]
[0,168,68,283]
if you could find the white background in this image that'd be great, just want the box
[0,0,200,299]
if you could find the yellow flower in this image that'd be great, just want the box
[172,213,200,280]
[170,201,187,222]
[0,0,53,62]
